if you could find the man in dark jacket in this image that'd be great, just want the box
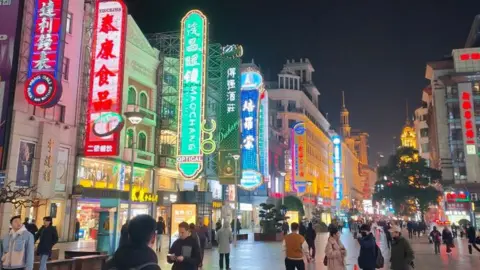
[155,217,166,252]
[35,216,59,270]
[390,225,414,270]
[168,222,201,270]
[104,215,160,270]
[467,223,480,254]
[357,224,377,270]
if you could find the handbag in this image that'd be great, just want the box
[323,255,328,266]
[375,244,384,268]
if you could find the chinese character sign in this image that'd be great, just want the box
[291,122,306,193]
[459,90,478,155]
[176,10,208,179]
[84,0,127,157]
[332,136,343,200]
[259,90,269,182]
[24,0,64,108]
[240,69,263,190]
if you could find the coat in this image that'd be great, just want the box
[35,225,58,255]
[357,233,376,269]
[2,226,34,270]
[215,228,232,254]
[390,236,414,270]
[324,236,346,270]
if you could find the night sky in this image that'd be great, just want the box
[125,0,480,165]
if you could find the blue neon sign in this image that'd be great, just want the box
[332,136,342,200]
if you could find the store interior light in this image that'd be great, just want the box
[124,111,145,125]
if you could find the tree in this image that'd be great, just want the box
[373,147,441,220]
[258,203,285,234]
[0,182,45,208]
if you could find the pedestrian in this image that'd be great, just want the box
[383,223,392,249]
[442,227,454,254]
[451,223,458,238]
[35,216,59,270]
[196,222,208,267]
[406,221,413,239]
[325,227,346,270]
[282,221,289,236]
[429,226,442,254]
[305,222,316,260]
[74,218,80,241]
[357,224,376,270]
[389,225,414,270]
[299,222,307,238]
[104,214,160,270]
[155,217,166,252]
[168,221,201,270]
[466,223,480,254]
[118,220,129,248]
[338,220,344,233]
[283,222,310,270]
[26,219,38,236]
[215,221,232,270]
[351,222,359,239]
[2,215,34,270]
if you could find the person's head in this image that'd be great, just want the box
[308,222,313,230]
[127,214,156,246]
[329,227,340,240]
[189,223,196,232]
[32,219,36,224]
[389,225,402,238]
[290,222,299,232]
[359,224,370,236]
[158,216,163,222]
[10,216,22,231]
[433,226,437,231]
[178,222,190,240]
[43,216,52,227]
[24,217,29,223]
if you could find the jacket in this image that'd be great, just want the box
[167,236,201,270]
[156,221,165,235]
[215,228,232,254]
[104,243,160,270]
[442,229,453,245]
[429,230,441,243]
[119,223,129,248]
[467,226,476,243]
[35,225,58,255]
[324,236,346,270]
[357,233,376,269]
[2,226,34,270]
[283,233,308,260]
[390,236,414,270]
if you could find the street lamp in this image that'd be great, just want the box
[124,111,145,222]
[279,171,286,205]
[228,153,240,247]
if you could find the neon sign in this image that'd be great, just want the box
[240,69,263,190]
[332,136,343,200]
[259,90,270,182]
[200,119,216,154]
[291,122,306,193]
[176,10,208,179]
[84,0,127,156]
[24,0,64,108]
[460,91,477,155]
[445,191,470,202]
[460,53,480,61]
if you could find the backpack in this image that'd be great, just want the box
[375,244,384,268]
[108,262,159,270]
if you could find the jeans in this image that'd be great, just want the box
[285,258,305,270]
[219,253,230,269]
[307,241,315,259]
[408,230,413,239]
[434,242,440,254]
[156,234,162,251]
[468,241,480,254]
[446,243,452,253]
[39,254,49,270]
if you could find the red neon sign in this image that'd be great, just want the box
[461,92,476,145]
[460,53,480,61]
[84,0,127,156]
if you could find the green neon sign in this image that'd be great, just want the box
[176,10,208,179]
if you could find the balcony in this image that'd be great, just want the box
[157,155,177,170]
[123,148,155,166]
[125,104,156,126]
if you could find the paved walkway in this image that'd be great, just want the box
[55,229,479,269]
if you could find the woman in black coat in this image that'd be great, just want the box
[305,222,316,259]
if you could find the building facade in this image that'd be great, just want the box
[414,87,432,164]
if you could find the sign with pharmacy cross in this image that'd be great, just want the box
[176,10,208,179]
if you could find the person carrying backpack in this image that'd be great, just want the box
[357,224,379,270]
[104,215,160,270]
[429,226,442,254]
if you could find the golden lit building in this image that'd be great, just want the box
[400,122,417,149]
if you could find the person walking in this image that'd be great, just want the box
[104,215,160,270]
[442,227,454,254]
[390,225,414,270]
[168,222,201,270]
[283,222,310,270]
[299,222,307,238]
[2,216,34,270]
[466,223,480,254]
[429,226,442,254]
[325,227,346,270]
[357,224,376,270]
[282,221,289,236]
[25,219,38,236]
[155,217,166,253]
[351,221,359,239]
[35,216,59,270]
[215,221,233,270]
[406,221,413,239]
[305,222,316,260]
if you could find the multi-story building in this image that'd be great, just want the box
[414,87,432,164]
[0,0,84,239]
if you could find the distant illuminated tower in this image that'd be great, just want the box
[400,100,417,148]
[340,91,351,138]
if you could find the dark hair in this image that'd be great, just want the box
[179,222,189,230]
[189,223,196,231]
[360,224,371,232]
[43,216,52,222]
[127,214,156,245]
[291,222,299,231]
[10,215,21,224]
[329,227,339,236]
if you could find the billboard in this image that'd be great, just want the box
[459,90,477,155]
[259,90,269,182]
[239,69,263,190]
[0,0,23,169]
[24,0,66,108]
[332,136,342,200]
[84,0,127,157]
[291,122,306,193]
[176,10,208,179]
[170,204,196,246]
[218,45,242,184]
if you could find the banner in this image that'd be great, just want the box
[291,122,306,193]
[16,141,35,187]
[55,146,68,191]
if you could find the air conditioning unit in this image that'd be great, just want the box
[471,193,478,201]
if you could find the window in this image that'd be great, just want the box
[33,104,65,122]
[420,128,428,137]
[54,105,66,123]
[276,119,282,128]
[451,128,463,141]
[287,100,296,112]
[138,132,147,151]
[139,92,148,108]
[126,129,134,148]
[447,102,460,119]
[474,100,480,116]
[127,86,137,105]
[66,13,73,34]
[421,143,429,153]
[63,57,70,80]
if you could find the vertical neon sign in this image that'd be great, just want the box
[460,91,477,155]
[176,10,208,179]
[291,122,306,193]
[259,90,270,182]
[332,136,342,200]
[240,69,263,190]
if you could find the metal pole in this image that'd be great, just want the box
[282,175,285,205]
[127,127,135,222]
[233,158,238,247]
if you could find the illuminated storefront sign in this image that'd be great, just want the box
[259,90,270,182]
[460,91,477,155]
[170,204,196,245]
[459,52,480,61]
[332,136,342,200]
[176,10,208,179]
[24,0,65,108]
[84,0,127,156]
[131,186,158,203]
[240,69,263,190]
[445,191,470,202]
[291,122,306,193]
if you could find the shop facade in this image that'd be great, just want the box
[156,190,178,234]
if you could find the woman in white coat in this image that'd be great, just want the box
[215,221,233,270]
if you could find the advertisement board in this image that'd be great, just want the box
[285,211,299,228]
[291,122,306,193]
[170,204,197,246]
